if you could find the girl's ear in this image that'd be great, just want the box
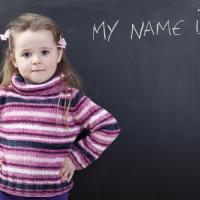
[57,48,63,63]
[11,53,18,68]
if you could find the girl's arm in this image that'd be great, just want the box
[67,88,121,170]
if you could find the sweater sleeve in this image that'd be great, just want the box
[67,88,121,170]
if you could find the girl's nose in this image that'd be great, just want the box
[32,55,41,65]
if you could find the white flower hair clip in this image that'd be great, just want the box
[0,29,10,41]
[57,36,67,49]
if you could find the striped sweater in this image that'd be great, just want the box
[0,73,120,197]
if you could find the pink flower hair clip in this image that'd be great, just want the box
[0,29,10,41]
[57,36,67,49]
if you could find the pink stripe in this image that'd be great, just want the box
[1,118,73,127]
[75,150,91,167]
[90,117,114,131]
[0,129,80,143]
[92,130,120,140]
[0,172,59,182]
[68,148,90,169]
[67,153,82,170]
[0,116,75,127]
[90,114,113,130]
[0,118,66,127]
[71,96,93,112]
[75,107,102,125]
[0,89,63,99]
[1,104,67,113]
[3,160,62,169]
[1,85,68,97]
[0,104,67,112]
[82,139,101,156]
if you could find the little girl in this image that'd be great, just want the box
[0,13,120,199]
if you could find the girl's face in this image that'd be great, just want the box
[12,29,63,84]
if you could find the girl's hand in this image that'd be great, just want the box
[59,157,75,182]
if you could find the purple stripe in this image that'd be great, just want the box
[67,149,89,170]
[11,76,64,93]
[71,95,87,110]
[0,104,64,110]
[0,184,73,197]
[82,139,100,156]
[1,146,69,155]
[0,119,68,127]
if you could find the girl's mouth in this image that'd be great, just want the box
[32,70,45,72]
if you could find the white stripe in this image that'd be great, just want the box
[0,132,77,143]
[2,123,80,133]
[5,154,64,163]
[3,166,58,175]
[84,137,106,151]
[4,111,73,121]
[92,132,116,142]
[75,101,94,120]
[0,91,47,100]
[87,109,108,124]
[75,101,108,125]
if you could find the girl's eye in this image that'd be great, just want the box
[22,52,31,58]
[42,50,50,55]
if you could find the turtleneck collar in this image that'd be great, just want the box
[11,73,67,97]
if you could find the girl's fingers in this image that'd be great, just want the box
[67,166,75,182]
[59,167,69,178]
[60,169,69,181]
[67,169,74,182]
[61,168,74,182]
[59,167,65,177]
[59,161,69,177]
[59,166,70,180]
[59,157,76,181]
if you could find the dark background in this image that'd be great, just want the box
[1,0,200,199]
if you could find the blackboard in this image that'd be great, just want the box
[1,0,200,199]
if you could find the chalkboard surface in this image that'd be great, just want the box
[1,0,200,199]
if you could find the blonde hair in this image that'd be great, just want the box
[0,12,81,90]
